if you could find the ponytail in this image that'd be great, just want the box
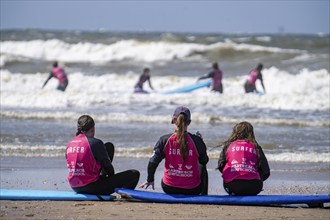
[175,114,188,161]
[76,115,95,136]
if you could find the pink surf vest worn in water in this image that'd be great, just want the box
[247,70,259,86]
[66,134,101,188]
[212,70,222,88]
[163,133,201,189]
[222,140,260,183]
[52,67,67,83]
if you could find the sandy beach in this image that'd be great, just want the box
[1,156,329,220]
[1,200,329,220]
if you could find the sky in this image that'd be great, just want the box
[0,0,329,34]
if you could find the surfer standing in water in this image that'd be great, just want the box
[197,62,223,93]
[66,115,140,195]
[140,106,209,195]
[134,67,155,93]
[42,61,69,92]
[217,121,270,196]
[244,63,266,94]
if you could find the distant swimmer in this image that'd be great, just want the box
[134,67,154,93]
[197,62,223,93]
[42,61,69,92]
[244,63,266,94]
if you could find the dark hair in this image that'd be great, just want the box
[76,115,95,136]
[53,61,58,68]
[175,114,188,161]
[143,68,150,73]
[256,63,263,71]
[221,121,261,157]
[212,62,218,69]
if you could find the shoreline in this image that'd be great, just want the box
[1,156,329,195]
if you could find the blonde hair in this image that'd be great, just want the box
[175,114,188,161]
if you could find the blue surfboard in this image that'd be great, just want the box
[0,189,115,201]
[161,81,211,94]
[115,188,330,206]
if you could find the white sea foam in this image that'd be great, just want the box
[1,67,329,113]
[1,144,329,162]
[0,39,303,66]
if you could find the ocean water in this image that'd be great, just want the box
[1,29,329,172]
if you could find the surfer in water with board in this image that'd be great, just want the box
[217,121,270,196]
[134,67,155,93]
[244,63,266,94]
[140,106,209,195]
[42,61,69,92]
[197,62,223,93]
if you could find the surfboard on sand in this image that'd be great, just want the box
[160,81,211,94]
[115,188,330,206]
[0,189,115,201]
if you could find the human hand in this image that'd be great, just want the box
[139,181,155,190]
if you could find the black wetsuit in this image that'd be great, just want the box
[147,132,209,195]
[69,138,140,195]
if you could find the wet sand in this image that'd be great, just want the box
[0,157,329,220]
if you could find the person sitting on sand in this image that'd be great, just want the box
[197,62,223,93]
[244,63,266,94]
[42,61,69,92]
[140,106,209,195]
[217,121,270,196]
[66,115,140,195]
[134,67,154,93]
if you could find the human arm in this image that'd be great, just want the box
[258,147,270,181]
[42,73,53,88]
[139,135,168,189]
[190,133,209,165]
[147,78,155,90]
[217,146,227,173]
[89,138,115,177]
[259,73,266,93]
[197,71,213,81]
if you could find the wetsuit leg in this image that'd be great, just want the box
[72,169,140,195]
[223,179,263,196]
[244,82,255,93]
[212,84,223,93]
[57,80,68,91]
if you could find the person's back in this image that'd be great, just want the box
[42,61,69,91]
[221,140,260,183]
[244,63,265,94]
[162,132,202,189]
[198,62,223,93]
[140,106,209,195]
[217,121,270,196]
[66,115,140,195]
[134,67,154,93]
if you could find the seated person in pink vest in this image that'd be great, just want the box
[66,115,140,195]
[140,106,209,195]
[42,61,69,91]
[217,121,270,196]
[197,62,223,93]
[244,63,266,94]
